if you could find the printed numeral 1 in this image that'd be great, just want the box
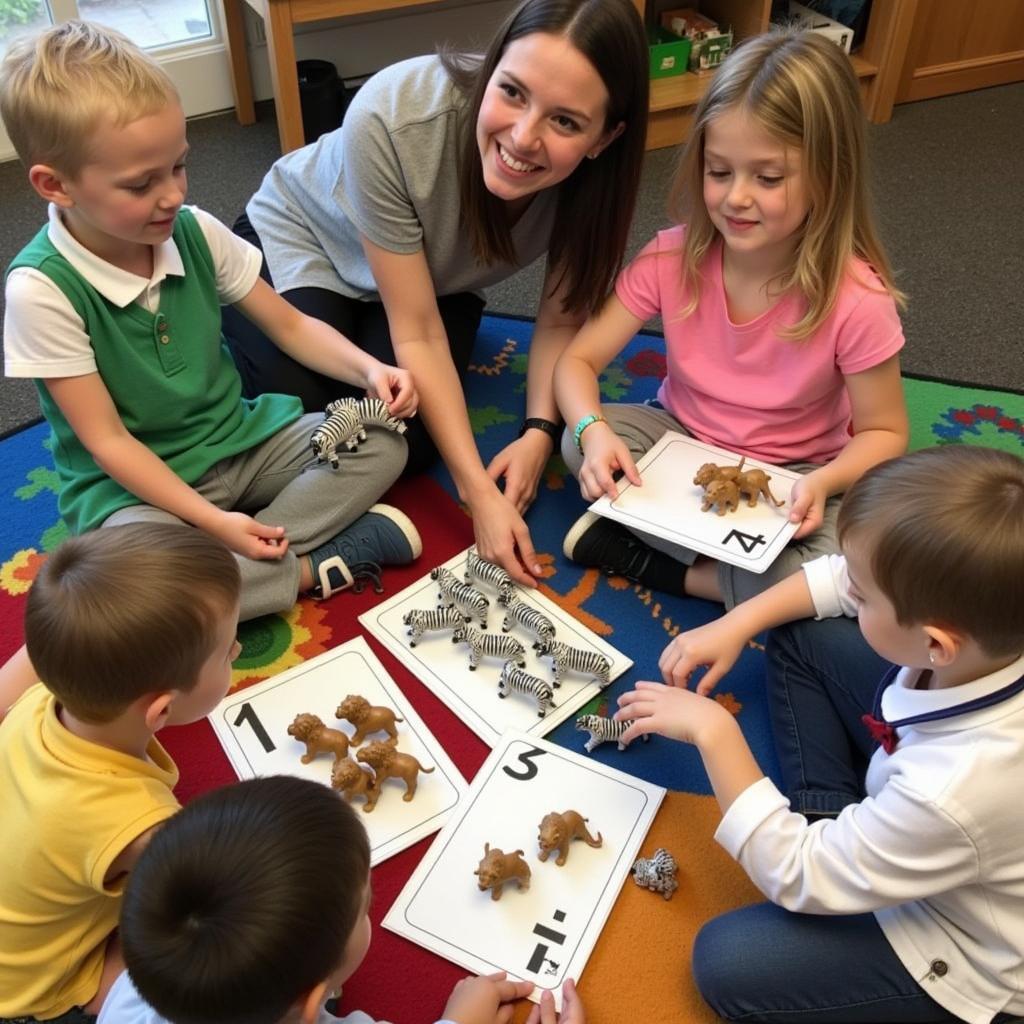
[233,702,275,753]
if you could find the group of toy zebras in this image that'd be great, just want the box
[309,397,407,467]
[401,549,614,719]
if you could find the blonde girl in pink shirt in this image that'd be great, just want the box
[554,29,908,609]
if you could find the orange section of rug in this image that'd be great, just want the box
[513,790,763,1024]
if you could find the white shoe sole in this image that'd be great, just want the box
[368,503,423,560]
[562,510,600,560]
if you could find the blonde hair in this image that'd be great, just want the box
[0,20,178,176]
[838,447,1024,658]
[668,28,903,340]
[24,524,241,723]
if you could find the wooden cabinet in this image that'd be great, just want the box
[642,0,916,150]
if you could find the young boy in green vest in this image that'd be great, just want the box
[0,21,422,626]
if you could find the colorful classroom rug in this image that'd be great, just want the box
[1,316,1022,1024]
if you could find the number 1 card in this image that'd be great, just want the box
[383,731,665,1008]
[209,637,466,865]
[590,432,803,573]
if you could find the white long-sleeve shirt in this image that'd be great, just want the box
[714,554,1024,1024]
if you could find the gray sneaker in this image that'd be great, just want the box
[311,504,422,597]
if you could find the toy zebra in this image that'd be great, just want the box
[451,626,525,671]
[430,567,490,628]
[575,714,649,753]
[631,848,678,900]
[351,396,407,435]
[499,595,556,653]
[310,400,366,467]
[498,661,554,718]
[465,548,514,601]
[536,639,612,688]
[402,606,464,647]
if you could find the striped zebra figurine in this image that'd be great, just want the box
[631,848,678,900]
[402,606,464,647]
[430,567,490,628]
[499,594,556,652]
[310,399,366,467]
[498,661,554,718]
[465,548,514,602]
[575,714,649,753]
[536,639,612,688]
[451,626,525,671]
[351,397,407,435]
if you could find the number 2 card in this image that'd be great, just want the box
[209,637,466,865]
[384,731,665,1008]
[590,432,803,573]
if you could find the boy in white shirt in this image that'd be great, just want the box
[617,445,1024,1024]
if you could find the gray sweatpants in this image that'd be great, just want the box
[561,402,841,609]
[102,413,407,620]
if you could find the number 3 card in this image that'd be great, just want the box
[590,432,803,574]
[209,637,466,865]
[384,731,665,1008]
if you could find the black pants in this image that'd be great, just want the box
[221,213,485,476]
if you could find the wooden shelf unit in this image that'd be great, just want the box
[643,0,912,150]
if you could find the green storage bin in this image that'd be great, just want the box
[648,27,692,79]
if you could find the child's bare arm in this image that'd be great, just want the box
[0,645,38,722]
[233,278,418,418]
[661,568,817,692]
[44,374,287,559]
[788,355,908,538]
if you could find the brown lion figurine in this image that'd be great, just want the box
[330,757,380,812]
[701,477,740,516]
[474,844,531,901]
[334,694,403,745]
[693,460,745,489]
[287,713,350,764]
[537,810,603,867]
[356,741,434,802]
[736,467,785,509]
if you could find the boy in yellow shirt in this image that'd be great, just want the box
[0,523,241,1019]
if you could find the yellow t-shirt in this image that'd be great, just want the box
[0,683,180,1018]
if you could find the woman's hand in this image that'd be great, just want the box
[209,511,289,560]
[469,485,542,588]
[364,361,418,419]
[787,470,828,539]
[578,423,641,501]
[487,430,554,514]
[659,617,750,694]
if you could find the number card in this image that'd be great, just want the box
[590,432,803,573]
[209,637,466,865]
[384,731,665,1009]
[359,549,632,747]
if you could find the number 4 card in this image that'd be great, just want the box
[209,637,466,865]
[383,730,665,1008]
[590,432,803,574]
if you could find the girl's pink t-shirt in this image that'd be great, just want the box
[615,225,905,464]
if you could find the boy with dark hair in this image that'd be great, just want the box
[0,523,242,1019]
[104,776,585,1024]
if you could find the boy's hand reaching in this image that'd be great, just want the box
[659,618,749,694]
[442,972,535,1024]
[365,362,418,420]
[615,680,735,748]
[525,979,586,1024]
[210,511,289,560]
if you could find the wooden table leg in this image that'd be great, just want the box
[266,1,306,152]
[221,0,256,126]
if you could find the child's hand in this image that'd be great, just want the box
[788,472,828,539]
[442,971,535,1024]
[211,511,289,560]
[579,425,641,501]
[525,980,586,1024]
[615,680,734,748]
[365,363,418,419]
[659,618,749,694]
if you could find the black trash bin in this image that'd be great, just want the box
[297,59,345,144]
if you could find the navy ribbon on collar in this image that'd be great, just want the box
[862,665,1024,754]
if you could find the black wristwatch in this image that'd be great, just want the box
[518,417,561,443]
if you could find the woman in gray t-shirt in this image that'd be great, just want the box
[224,0,648,587]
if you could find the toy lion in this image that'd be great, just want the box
[330,757,380,812]
[537,810,603,867]
[335,694,403,745]
[474,844,531,901]
[356,741,434,803]
[694,458,784,515]
[287,713,350,764]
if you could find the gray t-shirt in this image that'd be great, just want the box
[248,55,558,301]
